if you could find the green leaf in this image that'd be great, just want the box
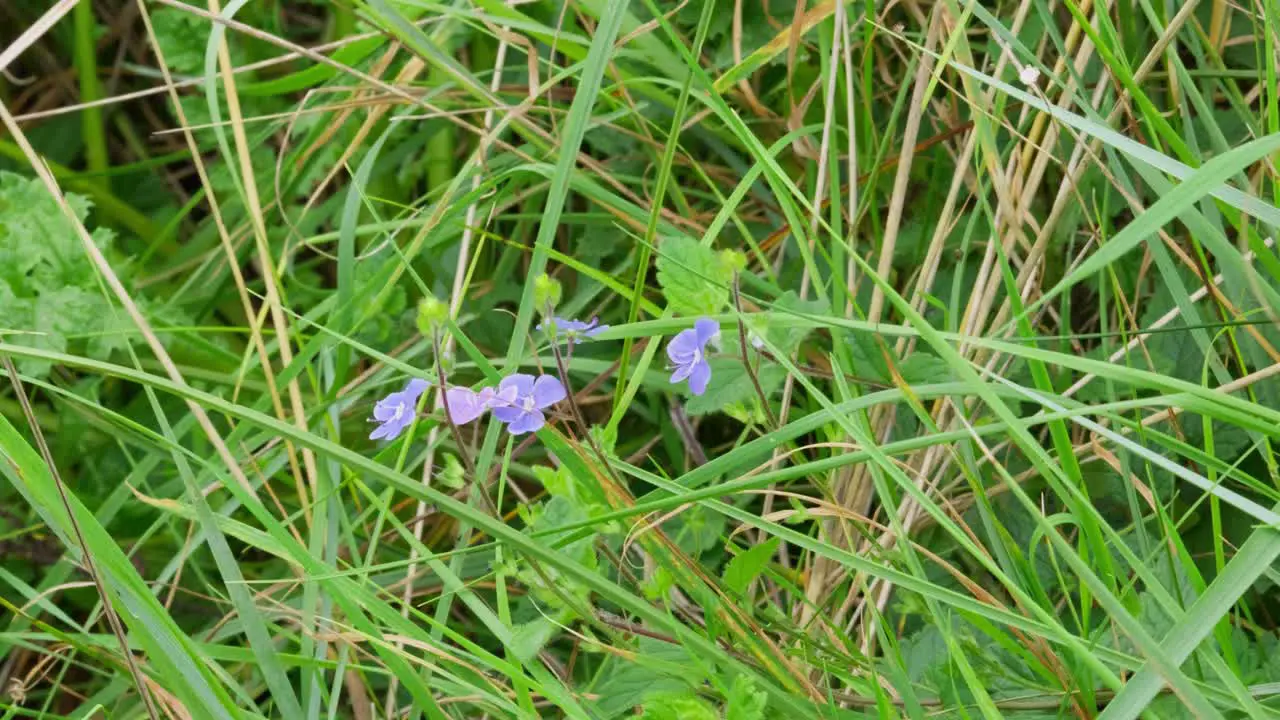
[510,617,557,663]
[438,453,466,490]
[532,464,573,498]
[846,333,892,384]
[149,7,216,74]
[640,692,718,720]
[656,235,732,316]
[725,675,769,720]
[898,353,953,384]
[671,504,726,555]
[722,537,779,595]
[685,359,786,416]
[761,291,827,355]
[516,497,598,609]
[0,172,163,379]
[591,637,701,718]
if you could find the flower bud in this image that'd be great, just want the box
[416,296,449,334]
[719,249,747,273]
[533,273,562,313]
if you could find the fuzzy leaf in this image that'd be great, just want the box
[0,172,176,378]
[591,638,699,718]
[656,236,731,316]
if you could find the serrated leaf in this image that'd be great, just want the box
[722,537,779,595]
[725,675,768,720]
[846,333,891,384]
[150,8,215,74]
[685,359,786,416]
[656,236,731,316]
[0,172,174,378]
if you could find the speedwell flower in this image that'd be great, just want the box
[445,385,497,425]
[667,318,718,396]
[369,378,430,441]
[489,374,566,435]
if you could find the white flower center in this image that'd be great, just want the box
[522,395,536,412]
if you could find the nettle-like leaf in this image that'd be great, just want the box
[846,331,951,385]
[0,172,175,379]
[0,173,115,377]
[896,352,954,384]
[656,236,732,317]
[510,616,557,663]
[531,459,622,534]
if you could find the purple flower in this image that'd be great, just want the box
[445,386,497,425]
[369,378,430,441]
[489,374,566,435]
[667,318,718,396]
[537,316,609,344]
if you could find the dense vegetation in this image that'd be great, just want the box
[3,0,1280,717]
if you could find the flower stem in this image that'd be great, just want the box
[733,272,778,427]
[545,315,630,488]
[433,330,476,480]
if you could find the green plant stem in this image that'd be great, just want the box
[73,0,108,190]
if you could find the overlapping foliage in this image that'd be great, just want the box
[2,0,1280,718]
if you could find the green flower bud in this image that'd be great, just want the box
[719,249,747,273]
[416,296,449,335]
[533,273,562,312]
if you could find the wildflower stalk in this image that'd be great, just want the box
[544,318,698,625]
[433,329,476,480]
[542,305,642,506]
[732,272,778,428]
[546,321,611,470]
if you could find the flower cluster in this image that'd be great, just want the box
[370,373,568,440]
[449,373,566,435]
[370,315,723,442]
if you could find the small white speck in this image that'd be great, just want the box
[1019,66,1040,86]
